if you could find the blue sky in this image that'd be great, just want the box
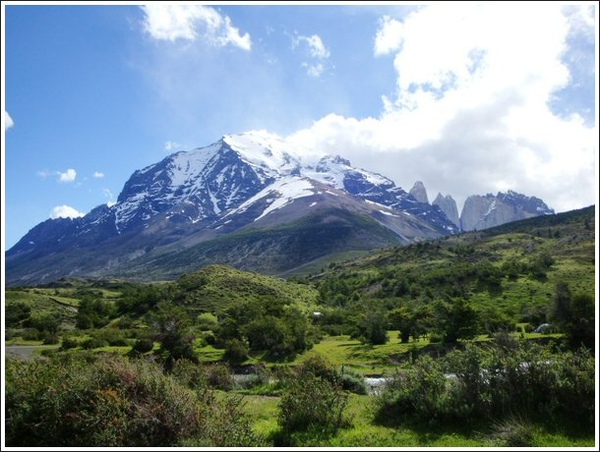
[2,2,598,249]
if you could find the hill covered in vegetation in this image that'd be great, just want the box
[5,206,596,447]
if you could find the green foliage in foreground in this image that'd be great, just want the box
[4,339,596,448]
[374,339,595,439]
[5,353,265,447]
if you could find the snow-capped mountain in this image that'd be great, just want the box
[5,130,550,285]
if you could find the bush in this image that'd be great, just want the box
[130,338,154,355]
[60,336,79,350]
[21,328,41,341]
[275,352,351,445]
[5,353,264,447]
[277,374,349,444]
[171,359,208,391]
[5,354,196,446]
[180,392,266,447]
[490,415,537,447]
[374,342,595,432]
[223,338,250,363]
[81,337,109,350]
[338,367,368,395]
[203,363,235,391]
[297,352,338,384]
[42,333,60,345]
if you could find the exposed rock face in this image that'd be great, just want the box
[432,193,460,227]
[5,132,458,286]
[409,181,429,204]
[6,128,555,286]
[460,191,555,231]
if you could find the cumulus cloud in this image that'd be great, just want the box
[5,111,14,130]
[141,4,251,50]
[293,33,331,77]
[164,141,185,152]
[374,15,404,56]
[58,168,77,183]
[288,4,596,213]
[93,171,105,179]
[50,205,85,219]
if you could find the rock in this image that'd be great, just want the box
[409,181,429,204]
[432,193,460,227]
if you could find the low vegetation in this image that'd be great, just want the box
[4,206,596,447]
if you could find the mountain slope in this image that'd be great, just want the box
[460,191,554,231]
[309,205,595,331]
[6,130,552,286]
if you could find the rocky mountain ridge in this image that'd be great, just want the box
[6,130,554,285]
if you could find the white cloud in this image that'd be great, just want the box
[93,171,105,179]
[374,15,404,56]
[303,34,330,60]
[37,170,51,179]
[293,33,331,77]
[287,4,596,214]
[141,4,251,50]
[58,168,77,183]
[50,205,85,219]
[164,141,185,152]
[5,111,14,130]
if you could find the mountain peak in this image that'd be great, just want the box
[6,130,553,286]
[409,181,429,204]
[432,193,459,227]
[460,190,554,231]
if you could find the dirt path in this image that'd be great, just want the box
[4,345,57,360]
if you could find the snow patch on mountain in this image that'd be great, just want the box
[168,143,222,187]
[225,176,316,221]
[224,131,302,180]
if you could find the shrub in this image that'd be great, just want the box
[275,352,351,445]
[180,392,266,447]
[171,358,208,391]
[21,328,41,341]
[223,338,250,363]
[338,367,368,395]
[277,374,349,443]
[42,333,60,345]
[81,336,109,350]
[375,342,595,432]
[297,352,338,384]
[130,337,154,355]
[5,353,264,447]
[202,363,235,391]
[490,415,537,447]
[60,336,80,350]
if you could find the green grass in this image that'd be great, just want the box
[195,343,226,362]
[239,394,280,439]
[239,393,596,447]
[194,330,564,375]
[309,332,419,374]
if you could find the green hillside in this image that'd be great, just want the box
[172,264,319,315]
[306,205,595,337]
[4,206,596,447]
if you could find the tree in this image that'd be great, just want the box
[216,298,313,360]
[388,306,417,343]
[550,282,595,349]
[150,302,197,370]
[354,309,388,345]
[567,292,595,349]
[76,297,113,329]
[434,297,478,344]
